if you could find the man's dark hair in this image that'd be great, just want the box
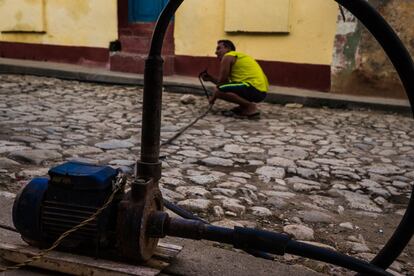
[218,39,236,51]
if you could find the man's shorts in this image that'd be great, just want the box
[218,82,266,103]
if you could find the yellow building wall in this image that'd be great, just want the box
[0,0,118,48]
[175,0,339,65]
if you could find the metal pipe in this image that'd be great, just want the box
[149,0,184,57]
[140,0,184,166]
[165,216,234,244]
[335,0,414,270]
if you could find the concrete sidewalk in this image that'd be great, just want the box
[0,57,411,114]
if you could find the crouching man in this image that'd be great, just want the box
[201,40,269,118]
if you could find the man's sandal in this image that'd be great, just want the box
[221,107,261,119]
[234,111,261,120]
[221,107,242,117]
[221,110,235,117]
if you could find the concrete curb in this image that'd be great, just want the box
[0,59,144,86]
[0,58,412,115]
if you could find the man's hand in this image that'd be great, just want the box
[200,71,216,83]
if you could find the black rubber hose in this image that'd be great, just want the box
[163,199,274,260]
[232,226,390,275]
[286,240,391,276]
[371,188,414,269]
[160,216,390,275]
[160,104,212,147]
[335,0,414,270]
[198,70,211,100]
[151,0,413,273]
[160,72,213,146]
[163,199,209,224]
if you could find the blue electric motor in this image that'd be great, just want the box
[12,161,119,249]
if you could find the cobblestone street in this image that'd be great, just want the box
[0,74,413,275]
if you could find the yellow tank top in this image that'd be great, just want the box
[225,51,269,92]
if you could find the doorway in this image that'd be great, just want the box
[128,0,169,22]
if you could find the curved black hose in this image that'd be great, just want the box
[198,70,211,100]
[370,188,414,269]
[160,104,212,147]
[163,199,209,224]
[160,72,213,147]
[336,0,414,270]
[161,216,390,275]
[232,226,390,275]
[150,0,412,273]
[286,240,391,276]
[163,199,274,260]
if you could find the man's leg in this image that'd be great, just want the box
[214,89,257,115]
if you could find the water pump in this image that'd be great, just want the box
[12,161,163,262]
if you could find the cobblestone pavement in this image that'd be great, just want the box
[0,74,413,275]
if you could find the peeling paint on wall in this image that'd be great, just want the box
[331,9,360,75]
[332,0,414,99]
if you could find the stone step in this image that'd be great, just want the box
[119,35,174,55]
[110,52,174,75]
[119,23,174,39]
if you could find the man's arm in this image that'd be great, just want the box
[217,55,235,85]
[207,55,236,105]
[201,55,235,85]
[200,71,218,84]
